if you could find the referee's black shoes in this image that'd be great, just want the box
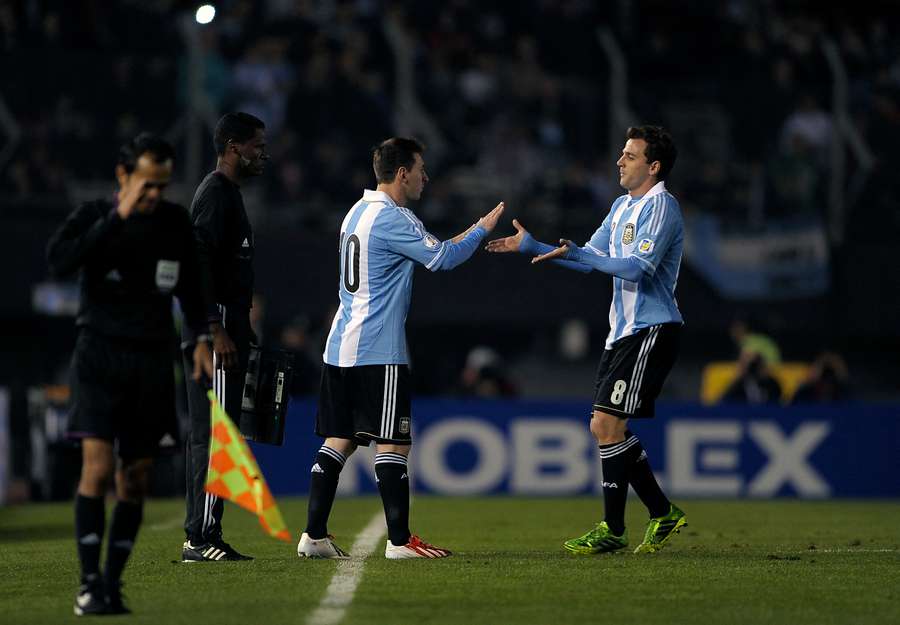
[105,581,131,615]
[73,577,107,616]
[74,576,133,616]
[182,538,254,562]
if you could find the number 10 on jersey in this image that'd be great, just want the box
[341,233,361,293]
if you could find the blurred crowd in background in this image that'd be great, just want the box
[1,0,898,403]
[2,0,898,231]
[3,0,899,504]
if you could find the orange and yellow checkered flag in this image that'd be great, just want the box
[204,390,291,542]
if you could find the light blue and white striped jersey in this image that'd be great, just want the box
[586,181,683,349]
[324,189,486,367]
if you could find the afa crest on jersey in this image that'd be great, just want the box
[622,223,635,245]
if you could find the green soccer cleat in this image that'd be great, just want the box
[563,521,628,555]
[634,504,687,554]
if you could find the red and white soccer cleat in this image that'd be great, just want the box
[384,534,452,559]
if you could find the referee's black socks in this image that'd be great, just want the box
[104,500,143,586]
[75,494,105,583]
[305,446,346,539]
[375,452,410,546]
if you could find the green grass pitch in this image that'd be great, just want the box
[2,497,898,624]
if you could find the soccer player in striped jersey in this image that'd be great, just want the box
[486,125,687,554]
[297,137,505,560]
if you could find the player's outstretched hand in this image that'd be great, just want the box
[531,239,576,264]
[476,202,505,234]
[485,219,530,253]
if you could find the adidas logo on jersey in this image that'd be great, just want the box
[242,238,250,248]
[311,463,324,474]
[400,473,408,480]
[158,433,176,447]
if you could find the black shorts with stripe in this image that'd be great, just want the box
[316,363,412,446]
[593,323,681,420]
[68,329,179,459]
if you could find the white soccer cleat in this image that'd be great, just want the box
[297,532,351,559]
[385,534,452,559]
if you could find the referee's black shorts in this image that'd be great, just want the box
[316,363,412,446]
[68,329,179,459]
[592,323,681,420]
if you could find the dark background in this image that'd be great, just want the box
[1,0,898,403]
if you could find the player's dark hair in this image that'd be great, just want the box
[214,112,266,156]
[117,132,175,174]
[626,125,677,181]
[372,137,425,183]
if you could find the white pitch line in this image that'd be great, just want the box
[307,512,386,625]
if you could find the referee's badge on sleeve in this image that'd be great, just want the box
[638,238,655,254]
[155,259,180,292]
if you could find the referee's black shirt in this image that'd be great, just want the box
[190,171,254,327]
[46,199,208,342]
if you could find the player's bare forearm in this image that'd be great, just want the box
[451,223,478,243]
[524,237,592,274]
[531,244,570,264]
[547,240,646,281]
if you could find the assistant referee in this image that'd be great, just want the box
[181,112,268,562]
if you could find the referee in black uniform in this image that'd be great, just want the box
[181,112,268,562]
[47,133,214,616]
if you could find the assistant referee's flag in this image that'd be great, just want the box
[203,390,291,542]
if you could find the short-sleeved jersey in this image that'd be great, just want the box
[585,181,683,349]
[324,190,455,367]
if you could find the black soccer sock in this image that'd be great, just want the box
[104,500,143,585]
[624,430,671,518]
[75,494,105,583]
[599,436,642,536]
[375,453,410,546]
[305,446,346,539]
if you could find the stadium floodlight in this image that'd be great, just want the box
[195,4,216,24]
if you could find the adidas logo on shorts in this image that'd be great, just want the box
[311,463,325,474]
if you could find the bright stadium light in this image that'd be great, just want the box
[195,4,216,25]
